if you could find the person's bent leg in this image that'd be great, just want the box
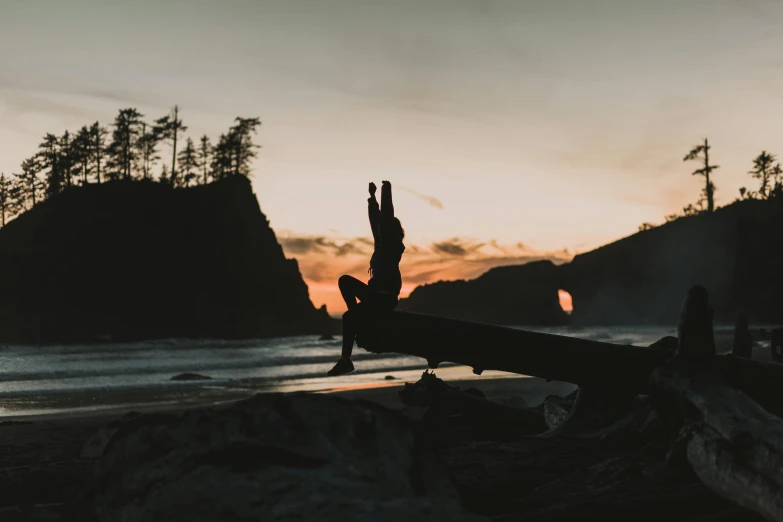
[327,310,355,376]
[341,309,356,359]
[339,275,370,311]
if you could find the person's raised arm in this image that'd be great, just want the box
[368,182,380,239]
[380,180,394,222]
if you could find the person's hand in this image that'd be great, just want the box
[369,182,377,196]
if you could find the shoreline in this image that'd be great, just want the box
[0,342,773,516]
[0,327,772,423]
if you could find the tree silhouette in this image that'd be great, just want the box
[771,163,783,198]
[211,134,231,180]
[90,122,108,184]
[0,105,265,225]
[228,117,261,177]
[699,181,716,210]
[136,122,160,180]
[683,138,719,213]
[8,177,24,219]
[154,105,187,186]
[682,202,702,216]
[177,138,199,187]
[38,133,62,196]
[106,108,144,181]
[159,164,170,185]
[60,131,73,188]
[749,151,777,199]
[198,135,212,185]
[0,174,12,227]
[18,158,44,208]
[72,126,94,186]
[71,125,92,185]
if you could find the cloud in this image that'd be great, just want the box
[279,232,572,313]
[277,235,372,257]
[397,186,444,210]
[431,237,485,256]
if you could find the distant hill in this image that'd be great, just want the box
[0,176,330,343]
[399,199,783,326]
[397,260,570,326]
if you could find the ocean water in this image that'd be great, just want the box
[0,324,750,418]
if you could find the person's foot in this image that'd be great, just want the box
[327,358,354,376]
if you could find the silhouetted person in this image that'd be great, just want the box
[328,180,405,376]
[732,313,752,359]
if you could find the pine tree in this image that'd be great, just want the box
[154,105,187,186]
[749,151,778,199]
[38,133,62,197]
[60,131,73,189]
[198,135,212,185]
[136,122,160,180]
[72,126,94,186]
[211,134,231,181]
[90,122,108,184]
[18,158,44,208]
[159,164,170,185]
[177,138,199,187]
[771,164,783,198]
[683,138,719,213]
[0,174,11,227]
[227,117,261,177]
[8,176,25,217]
[106,108,144,181]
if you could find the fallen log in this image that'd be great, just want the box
[355,310,672,393]
[651,286,783,522]
[355,310,783,408]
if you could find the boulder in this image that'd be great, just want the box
[65,393,484,522]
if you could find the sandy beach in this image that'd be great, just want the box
[0,372,570,518]
[0,330,774,519]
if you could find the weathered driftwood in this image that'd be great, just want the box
[542,394,573,430]
[399,371,545,428]
[398,371,548,443]
[355,310,783,407]
[400,369,751,519]
[540,386,636,438]
[355,310,672,392]
[651,286,783,522]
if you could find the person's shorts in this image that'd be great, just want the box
[356,291,398,316]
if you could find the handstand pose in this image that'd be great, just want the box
[328,180,405,376]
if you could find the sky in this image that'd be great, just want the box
[2,0,783,312]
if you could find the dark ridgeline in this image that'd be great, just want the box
[0,105,327,343]
[398,260,570,327]
[400,140,783,327]
[400,197,783,326]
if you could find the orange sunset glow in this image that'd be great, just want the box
[280,233,573,315]
[558,290,574,314]
[4,1,783,320]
